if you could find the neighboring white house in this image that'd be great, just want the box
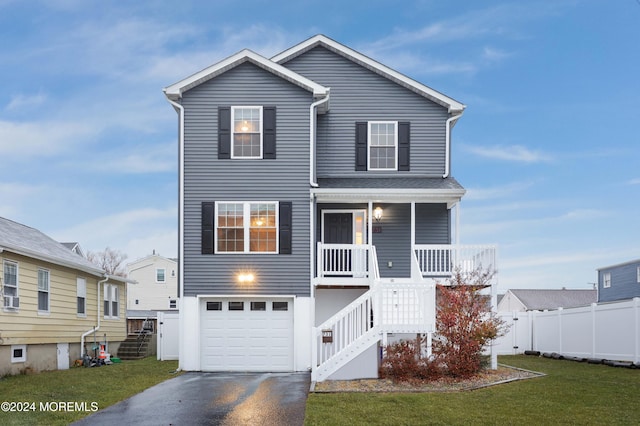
[126,252,178,311]
[497,288,597,312]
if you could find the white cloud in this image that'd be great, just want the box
[464,181,537,201]
[88,141,177,174]
[628,178,640,185]
[0,120,98,157]
[464,144,552,163]
[5,92,47,110]
[51,207,178,260]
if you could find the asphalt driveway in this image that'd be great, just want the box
[73,372,310,426]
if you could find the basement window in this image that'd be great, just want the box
[11,345,26,363]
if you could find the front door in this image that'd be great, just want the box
[323,213,353,244]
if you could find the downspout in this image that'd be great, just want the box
[81,274,110,357]
[309,92,330,188]
[166,95,185,371]
[443,111,464,178]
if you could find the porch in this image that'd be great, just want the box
[315,243,497,286]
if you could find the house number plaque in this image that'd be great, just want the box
[322,329,333,343]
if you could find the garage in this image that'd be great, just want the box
[200,298,294,371]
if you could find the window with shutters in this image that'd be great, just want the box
[216,202,278,253]
[232,106,262,158]
[356,121,409,171]
[368,121,397,170]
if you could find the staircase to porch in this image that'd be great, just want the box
[312,243,496,382]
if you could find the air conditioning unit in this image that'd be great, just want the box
[4,295,19,309]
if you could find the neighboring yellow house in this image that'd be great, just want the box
[0,216,129,376]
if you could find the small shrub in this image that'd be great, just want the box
[380,267,507,382]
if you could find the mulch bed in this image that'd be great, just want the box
[312,364,544,393]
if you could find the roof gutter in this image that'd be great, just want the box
[309,92,330,188]
[164,96,185,302]
[443,111,464,179]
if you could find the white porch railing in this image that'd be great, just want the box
[316,243,371,279]
[414,244,496,277]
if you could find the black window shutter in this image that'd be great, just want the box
[279,201,292,254]
[218,107,231,159]
[355,122,368,171]
[202,202,215,254]
[263,106,276,159]
[398,122,410,171]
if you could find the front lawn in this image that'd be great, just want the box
[0,357,179,426]
[305,355,640,425]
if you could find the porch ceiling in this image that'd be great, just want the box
[313,177,465,205]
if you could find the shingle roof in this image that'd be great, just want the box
[510,289,597,310]
[0,216,103,276]
[317,177,464,190]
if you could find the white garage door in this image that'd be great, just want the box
[200,298,293,371]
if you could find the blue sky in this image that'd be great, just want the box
[1,0,638,291]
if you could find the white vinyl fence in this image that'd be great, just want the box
[157,311,179,361]
[495,298,640,363]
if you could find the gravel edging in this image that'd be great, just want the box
[311,364,545,393]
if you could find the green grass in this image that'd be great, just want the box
[305,355,640,425]
[0,357,179,426]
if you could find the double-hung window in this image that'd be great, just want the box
[232,106,262,159]
[603,272,611,288]
[38,269,50,313]
[3,260,19,309]
[368,121,398,170]
[216,202,278,253]
[103,284,119,319]
[156,268,166,283]
[77,277,86,316]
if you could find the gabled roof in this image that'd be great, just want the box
[597,258,640,271]
[506,289,597,311]
[61,242,85,258]
[164,49,329,101]
[0,216,104,276]
[271,34,465,113]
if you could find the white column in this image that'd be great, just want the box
[455,202,461,246]
[367,201,373,245]
[410,202,416,248]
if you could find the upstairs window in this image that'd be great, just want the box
[603,272,611,288]
[156,268,166,283]
[232,106,262,159]
[38,269,50,313]
[3,260,19,309]
[356,121,409,171]
[368,121,397,170]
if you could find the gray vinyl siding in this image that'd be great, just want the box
[598,261,640,302]
[316,203,450,279]
[283,46,449,177]
[181,62,313,297]
[415,203,451,245]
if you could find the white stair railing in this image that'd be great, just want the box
[312,289,379,381]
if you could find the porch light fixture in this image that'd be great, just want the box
[373,207,383,222]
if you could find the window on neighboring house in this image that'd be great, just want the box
[216,202,277,253]
[232,106,262,158]
[169,299,177,309]
[368,121,397,170]
[603,272,611,288]
[38,269,50,313]
[3,260,19,309]
[11,345,26,363]
[156,268,166,283]
[104,284,119,319]
[77,277,86,316]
